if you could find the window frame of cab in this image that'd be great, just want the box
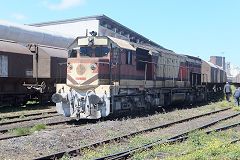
[68,49,77,58]
[78,46,109,58]
[125,50,132,65]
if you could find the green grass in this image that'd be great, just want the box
[9,124,46,135]
[41,112,48,116]
[0,118,9,122]
[19,114,25,119]
[32,124,46,131]
[132,130,240,160]
[9,127,32,135]
[26,100,39,105]
[129,134,157,148]
[107,130,126,138]
[233,106,240,111]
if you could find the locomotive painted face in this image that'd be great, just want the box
[66,45,110,87]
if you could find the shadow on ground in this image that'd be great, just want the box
[0,101,55,114]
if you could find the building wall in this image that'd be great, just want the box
[36,20,99,38]
[210,56,225,71]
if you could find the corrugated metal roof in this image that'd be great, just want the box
[39,45,67,58]
[0,39,32,55]
[0,20,74,48]
[28,15,103,26]
[202,59,218,68]
[108,36,136,51]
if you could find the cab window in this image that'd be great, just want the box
[68,49,77,58]
[80,47,92,57]
[126,50,132,65]
[95,47,109,57]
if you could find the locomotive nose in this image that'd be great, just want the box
[51,93,63,103]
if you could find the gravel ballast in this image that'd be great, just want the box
[0,104,237,160]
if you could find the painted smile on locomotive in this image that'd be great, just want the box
[52,33,226,120]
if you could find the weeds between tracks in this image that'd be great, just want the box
[132,130,240,160]
[9,124,46,135]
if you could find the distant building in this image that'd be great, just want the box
[210,56,225,71]
[28,14,164,49]
[226,62,231,76]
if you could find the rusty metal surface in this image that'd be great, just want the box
[32,45,67,78]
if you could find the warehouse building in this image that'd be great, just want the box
[29,14,164,49]
[210,56,226,71]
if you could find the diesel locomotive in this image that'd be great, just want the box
[52,34,226,119]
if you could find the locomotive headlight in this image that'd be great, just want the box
[88,93,101,104]
[51,93,63,103]
[90,63,97,70]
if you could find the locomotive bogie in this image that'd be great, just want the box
[53,83,111,119]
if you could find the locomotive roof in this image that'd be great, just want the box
[130,41,179,55]
[70,36,186,58]
[185,55,202,61]
[108,37,136,51]
[0,39,32,55]
[109,36,184,57]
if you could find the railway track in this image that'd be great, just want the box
[0,110,57,120]
[100,121,240,160]
[0,113,59,126]
[0,117,74,141]
[0,117,98,141]
[32,107,239,160]
[0,118,73,134]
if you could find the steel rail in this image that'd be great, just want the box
[0,119,98,141]
[0,113,60,126]
[32,107,233,160]
[100,116,240,160]
[0,134,29,141]
[0,111,57,120]
[0,118,73,134]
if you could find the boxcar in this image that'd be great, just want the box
[0,40,67,106]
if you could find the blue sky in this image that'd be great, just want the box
[1,0,240,66]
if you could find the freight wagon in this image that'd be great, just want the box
[232,74,240,86]
[0,39,67,106]
[201,60,227,99]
